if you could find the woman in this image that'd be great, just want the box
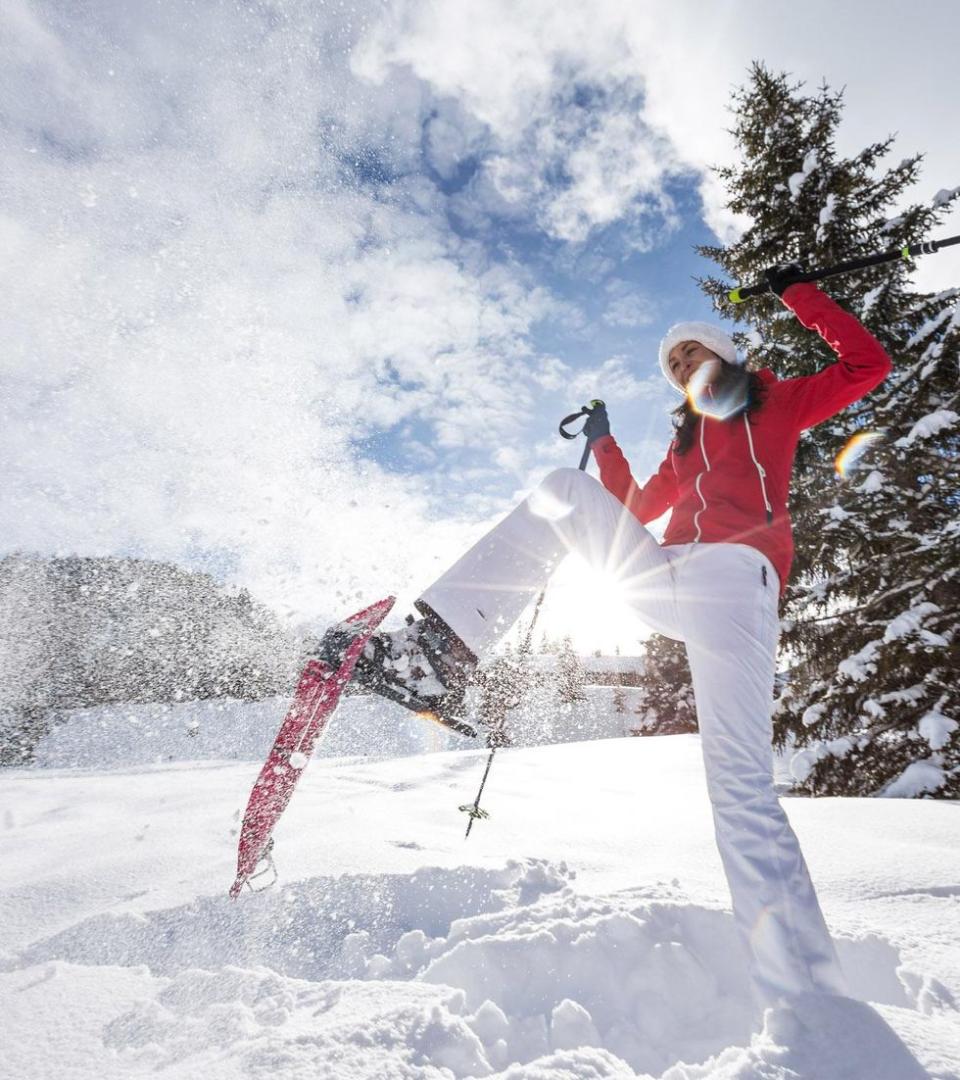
[354,264,893,1004]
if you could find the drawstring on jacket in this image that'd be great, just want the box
[692,414,774,540]
[692,418,711,541]
[743,414,774,524]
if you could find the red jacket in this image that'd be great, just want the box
[592,283,893,597]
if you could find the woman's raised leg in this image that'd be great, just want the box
[419,468,681,655]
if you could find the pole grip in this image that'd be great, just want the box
[727,233,960,304]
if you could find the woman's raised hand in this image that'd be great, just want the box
[582,400,610,444]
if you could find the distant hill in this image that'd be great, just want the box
[0,554,300,764]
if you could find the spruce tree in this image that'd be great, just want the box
[698,64,960,796]
[556,636,587,704]
[632,635,697,736]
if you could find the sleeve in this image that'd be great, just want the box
[591,435,677,524]
[777,282,893,431]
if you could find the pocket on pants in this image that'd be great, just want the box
[674,544,773,651]
[755,555,780,656]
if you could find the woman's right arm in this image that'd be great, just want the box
[592,435,677,524]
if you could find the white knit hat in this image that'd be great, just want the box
[658,321,741,393]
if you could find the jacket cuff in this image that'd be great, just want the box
[779,281,819,309]
[591,434,616,453]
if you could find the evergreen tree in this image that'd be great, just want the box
[632,635,697,736]
[0,554,298,764]
[612,684,626,714]
[698,64,960,796]
[556,636,587,704]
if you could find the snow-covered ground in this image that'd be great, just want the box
[3,703,959,1079]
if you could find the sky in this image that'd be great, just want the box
[2,0,958,650]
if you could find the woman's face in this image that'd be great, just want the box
[667,340,720,389]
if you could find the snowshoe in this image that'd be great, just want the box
[318,601,480,739]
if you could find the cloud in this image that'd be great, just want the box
[525,104,680,245]
[353,0,688,245]
[625,2,960,285]
[602,285,657,329]
[356,0,959,284]
[422,99,488,182]
[0,0,563,624]
[568,356,663,405]
[5,0,955,635]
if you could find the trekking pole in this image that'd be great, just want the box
[727,234,960,304]
[461,402,604,837]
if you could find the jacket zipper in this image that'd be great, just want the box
[692,418,711,542]
[743,415,774,523]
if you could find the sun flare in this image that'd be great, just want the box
[530,554,652,655]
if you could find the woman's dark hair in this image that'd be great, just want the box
[671,362,767,455]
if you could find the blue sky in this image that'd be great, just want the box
[2,0,957,646]
[366,171,718,489]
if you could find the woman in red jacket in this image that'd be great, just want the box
[355,266,892,1005]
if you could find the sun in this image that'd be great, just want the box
[531,553,653,656]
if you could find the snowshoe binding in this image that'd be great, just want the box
[315,601,480,739]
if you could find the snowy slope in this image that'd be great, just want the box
[29,686,639,769]
[2,719,959,1079]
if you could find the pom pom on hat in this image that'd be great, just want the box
[658,321,741,393]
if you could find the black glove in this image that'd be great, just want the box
[582,399,610,444]
[763,262,807,297]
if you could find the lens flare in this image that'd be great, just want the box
[835,431,884,479]
[416,711,448,752]
[686,359,748,420]
[528,486,574,522]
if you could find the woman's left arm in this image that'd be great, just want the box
[777,282,893,430]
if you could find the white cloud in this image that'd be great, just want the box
[568,357,663,405]
[356,0,959,284]
[602,288,657,329]
[628,2,960,286]
[0,0,561,624]
[422,100,488,180]
[531,107,680,244]
[353,0,686,245]
[5,0,956,632]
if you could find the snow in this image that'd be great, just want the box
[885,600,945,639]
[787,150,818,200]
[906,307,956,351]
[919,710,958,752]
[789,747,819,784]
[933,186,960,208]
[3,715,960,1079]
[883,758,948,799]
[856,469,884,494]
[860,284,884,318]
[816,194,837,243]
[849,601,946,668]
[789,737,856,784]
[582,654,646,675]
[837,640,879,682]
[894,409,959,447]
[800,702,826,727]
[31,697,450,769]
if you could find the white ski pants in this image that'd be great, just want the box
[420,467,847,1004]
